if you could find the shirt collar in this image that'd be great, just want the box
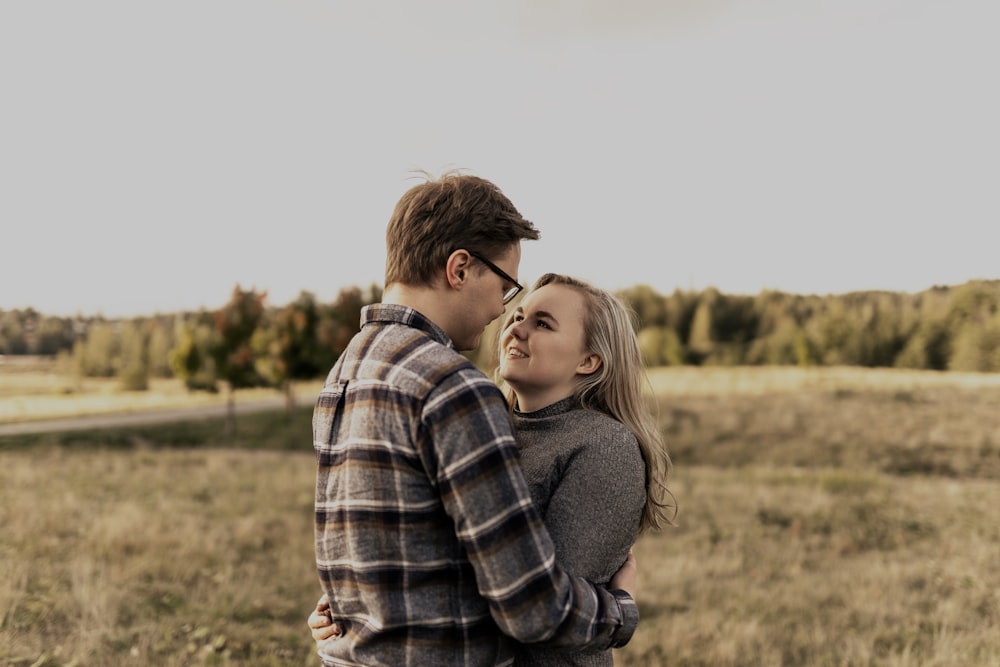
[361,303,455,349]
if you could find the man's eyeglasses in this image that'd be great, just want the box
[467,250,523,305]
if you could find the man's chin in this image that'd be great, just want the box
[453,335,479,353]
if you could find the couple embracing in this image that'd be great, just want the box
[307,172,674,666]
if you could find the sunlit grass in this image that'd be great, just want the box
[2,365,1000,666]
[646,364,1000,397]
[622,467,1000,667]
[0,440,321,667]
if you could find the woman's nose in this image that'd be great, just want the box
[501,325,522,346]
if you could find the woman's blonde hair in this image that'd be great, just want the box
[498,273,676,532]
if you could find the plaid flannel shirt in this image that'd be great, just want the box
[313,304,637,667]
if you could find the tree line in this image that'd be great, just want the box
[3,279,1000,393]
[620,279,1000,372]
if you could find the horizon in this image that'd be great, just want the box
[4,275,998,321]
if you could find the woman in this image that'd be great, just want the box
[310,273,674,665]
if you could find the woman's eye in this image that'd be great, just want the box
[536,320,551,330]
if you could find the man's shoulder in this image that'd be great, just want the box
[356,321,492,396]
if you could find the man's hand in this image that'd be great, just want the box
[308,594,343,645]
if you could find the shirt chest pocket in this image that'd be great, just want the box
[313,381,349,462]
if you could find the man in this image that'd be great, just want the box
[313,172,638,666]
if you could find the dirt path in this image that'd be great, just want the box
[0,397,285,436]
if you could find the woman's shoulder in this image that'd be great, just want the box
[571,408,637,443]
[560,409,642,468]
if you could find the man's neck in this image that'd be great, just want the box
[382,284,454,336]
[382,283,434,314]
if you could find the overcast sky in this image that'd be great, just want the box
[2,0,997,318]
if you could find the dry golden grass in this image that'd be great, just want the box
[0,446,321,667]
[646,365,1000,397]
[2,365,1000,666]
[617,366,1000,666]
[621,467,1000,666]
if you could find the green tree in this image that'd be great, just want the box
[169,314,220,392]
[946,281,999,326]
[895,319,950,370]
[213,285,269,436]
[747,319,813,366]
[949,315,1000,372]
[667,289,702,346]
[147,316,176,378]
[687,290,717,363]
[942,282,1000,370]
[617,285,669,328]
[686,288,757,365]
[33,316,75,356]
[118,319,150,391]
[637,326,685,367]
[258,290,326,415]
[74,321,119,377]
[0,312,27,355]
[315,284,380,370]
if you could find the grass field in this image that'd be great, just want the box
[2,364,999,666]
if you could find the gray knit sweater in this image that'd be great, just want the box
[511,397,647,667]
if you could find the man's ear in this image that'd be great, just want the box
[445,250,473,290]
[577,353,603,376]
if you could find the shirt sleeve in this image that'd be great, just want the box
[419,370,638,650]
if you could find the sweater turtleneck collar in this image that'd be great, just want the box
[513,396,580,421]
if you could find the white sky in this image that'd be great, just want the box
[2,0,997,318]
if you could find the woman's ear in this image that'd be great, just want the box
[577,353,603,376]
[445,250,472,290]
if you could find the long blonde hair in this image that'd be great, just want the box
[498,273,676,532]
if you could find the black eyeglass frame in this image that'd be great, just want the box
[466,250,523,305]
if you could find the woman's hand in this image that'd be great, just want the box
[609,548,637,602]
[308,593,343,644]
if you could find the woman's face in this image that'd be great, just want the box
[498,283,599,410]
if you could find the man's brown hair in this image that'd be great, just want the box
[384,170,540,287]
